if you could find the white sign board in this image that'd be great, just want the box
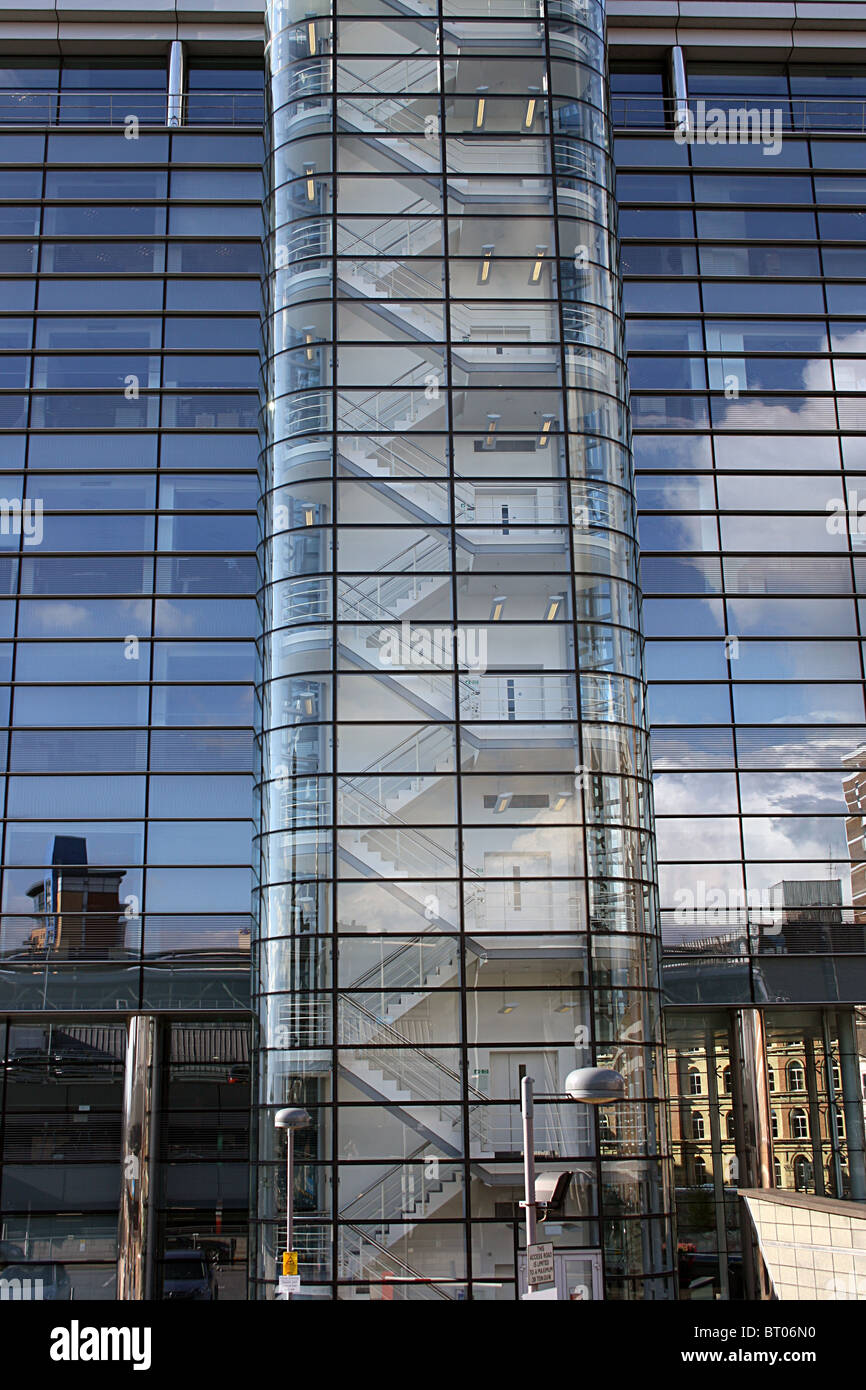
[278,1274,301,1293]
[527,1242,555,1286]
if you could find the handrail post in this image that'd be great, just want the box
[520,1074,539,1267]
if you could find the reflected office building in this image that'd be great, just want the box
[2,0,866,1304]
[25,835,127,958]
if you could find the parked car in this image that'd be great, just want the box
[162,1250,218,1301]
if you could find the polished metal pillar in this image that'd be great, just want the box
[703,1019,730,1301]
[669,45,687,121]
[838,1009,866,1200]
[804,1035,826,1196]
[732,1008,774,1299]
[822,1012,845,1197]
[733,1008,774,1190]
[117,1015,158,1300]
[167,41,184,127]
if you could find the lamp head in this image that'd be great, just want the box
[274,1106,311,1129]
[564,1067,625,1104]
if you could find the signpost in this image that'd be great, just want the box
[527,1242,555,1289]
[278,1250,300,1298]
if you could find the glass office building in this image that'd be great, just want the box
[0,0,865,1303]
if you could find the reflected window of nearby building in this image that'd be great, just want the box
[688,1067,702,1096]
[790,1108,809,1140]
[793,1154,813,1191]
[725,1111,736,1141]
[771,1110,779,1138]
[836,1110,846,1139]
[767,1069,775,1092]
[788,1061,806,1092]
[773,1158,782,1186]
[722,1066,732,1094]
[693,1154,706,1184]
[692,1111,705,1140]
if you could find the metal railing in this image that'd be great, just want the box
[614,93,866,136]
[339,996,489,1141]
[347,932,460,996]
[0,89,263,128]
[340,1224,455,1297]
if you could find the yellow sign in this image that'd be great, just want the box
[282,1252,298,1277]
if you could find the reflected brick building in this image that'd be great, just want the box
[26,836,127,958]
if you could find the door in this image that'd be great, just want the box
[482,852,552,932]
[489,1050,558,1150]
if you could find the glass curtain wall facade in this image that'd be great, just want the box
[0,68,263,1299]
[255,0,673,1299]
[612,51,866,1299]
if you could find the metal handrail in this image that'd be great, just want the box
[613,93,866,135]
[339,783,459,878]
[341,1222,454,1298]
[354,720,453,780]
[345,930,459,996]
[0,89,264,128]
[341,1139,431,1217]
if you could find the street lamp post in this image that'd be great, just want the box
[520,1067,626,1297]
[274,1106,311,1299]
[521,1074,539,1251]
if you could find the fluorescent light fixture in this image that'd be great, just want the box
[303,327,315,361]
[479,244,494,284]
[303,506,315,526]
[552,792,571,812]
[545,594,564,622]
[497,1002,517,1014]
[537,415,554,448]
[524,86,539,129]
[489,595,507,622]
[304,164,316,202]
[554,1001,578,1013]
[530,244,547,284]
[296,691,315,715]
[307,19,317,54]
[474,86,488,129]
[484,412,500,448]
[494,792,512,814]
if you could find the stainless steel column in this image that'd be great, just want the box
[703,1019,730,1301]
[804,1035,826,1196]
[733,1008,774,1188]
[669,45,687,124]
[732,1008,774,1300]
[838,1009,866,1200]
[167,41,184,127]
[117,1015,158,1300]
